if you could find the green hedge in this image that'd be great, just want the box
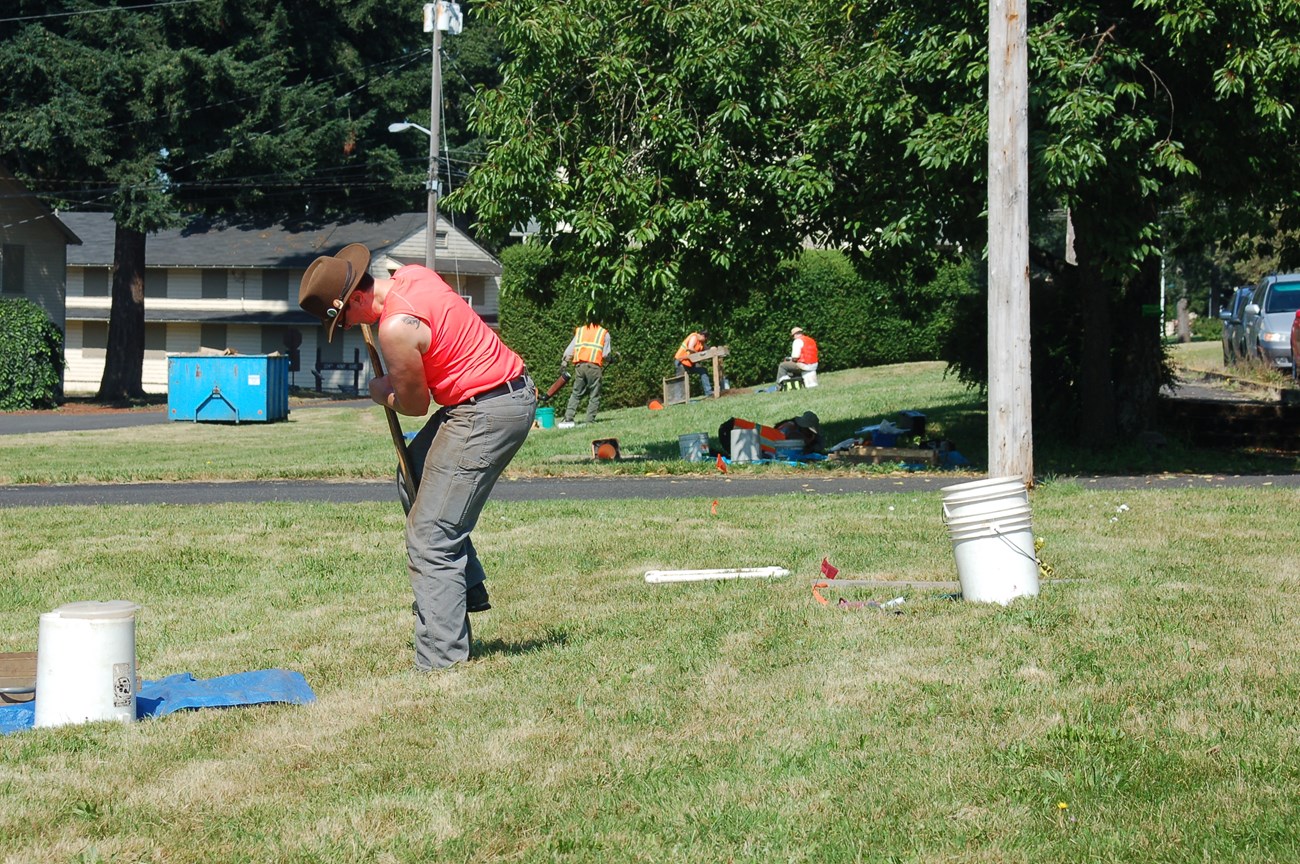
[498,244,970,409]
[0,298,63,410]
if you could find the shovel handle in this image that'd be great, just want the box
[361,324,417,503]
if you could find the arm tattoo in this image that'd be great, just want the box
[397,315,422,329]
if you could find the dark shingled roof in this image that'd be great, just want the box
[61,212,430,269]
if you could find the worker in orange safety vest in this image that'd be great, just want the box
[776,326,818,386]
[561,320,611,423]
[673,330,713,396]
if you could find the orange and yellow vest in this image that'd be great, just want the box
[674,332,705,366]
[573,324,608,366]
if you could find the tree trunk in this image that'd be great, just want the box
[1176,297,1191,342]
[1115,251,1166,435]
[95,225,147,402]
[1070,208,1117,447]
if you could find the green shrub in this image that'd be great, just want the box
[1190,315,1221,342]
[0,298,63,410]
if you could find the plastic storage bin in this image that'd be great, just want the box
[167,354,290,423]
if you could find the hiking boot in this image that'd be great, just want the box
[467,582,492,613]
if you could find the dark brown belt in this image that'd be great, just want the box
[466,374,531,404]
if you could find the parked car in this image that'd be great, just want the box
[1219,285,1254,365]
[1242,273,1300,371]
[1291,311,1300,383]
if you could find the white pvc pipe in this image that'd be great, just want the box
[644,567,790,584]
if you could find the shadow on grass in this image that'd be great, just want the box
[928,392,1300,476]
[474,626,569,660]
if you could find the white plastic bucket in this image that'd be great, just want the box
[678,433,710,461]
[34,600,140,728]
[730,428,760,463]
[939,475,1028,520]
[945,510,1039,605]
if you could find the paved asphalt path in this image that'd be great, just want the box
[2,472,1298,508]
[0,399,374,436]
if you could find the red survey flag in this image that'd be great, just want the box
[820,558,839,580]
[710,499,719,516]
[715,453,728,473]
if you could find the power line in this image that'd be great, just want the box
[0,0,208,25]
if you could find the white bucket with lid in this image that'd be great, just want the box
[34,600,140,728]
[939,475,1029,520]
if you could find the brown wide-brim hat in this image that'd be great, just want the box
[298,243,372,342]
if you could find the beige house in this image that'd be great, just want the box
[0,165,81,338]
[61,213,502,394]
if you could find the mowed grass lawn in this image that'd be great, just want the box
[2,486,1300,862]
[2,353,1299,861]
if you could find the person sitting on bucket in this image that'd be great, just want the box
[299,243,535,672]
[776,327,818,386]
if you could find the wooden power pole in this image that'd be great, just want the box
[987,0,1033,482]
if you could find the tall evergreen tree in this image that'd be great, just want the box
[0,0,429,400]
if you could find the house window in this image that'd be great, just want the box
[83,268,109,296]
[1,244,24,295]
[262,270,289,301]
[82,321,109,357]
[201,270,228,299]
[436,231,448,249]
[145,323,167,353]
[144,269,168,299]
[200,323,227,351]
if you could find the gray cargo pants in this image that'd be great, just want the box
[398,379,535,669]
[562,361,603,423]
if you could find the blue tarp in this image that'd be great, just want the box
[0,669,315,735]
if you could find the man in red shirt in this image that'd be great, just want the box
[300,243,535,670]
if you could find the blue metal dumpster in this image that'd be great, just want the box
[167,354,290,423]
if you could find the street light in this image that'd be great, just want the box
[388,119,439,270]
[387,2,461,271]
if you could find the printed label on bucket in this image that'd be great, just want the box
[113,662,134,707]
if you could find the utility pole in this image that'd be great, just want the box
[421,1,462,270]
[987,0,1033,483]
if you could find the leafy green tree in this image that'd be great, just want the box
[0,0,425,401]
[835,1,1300,443]
[462,0,1300,446]
[452,0,838,307]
